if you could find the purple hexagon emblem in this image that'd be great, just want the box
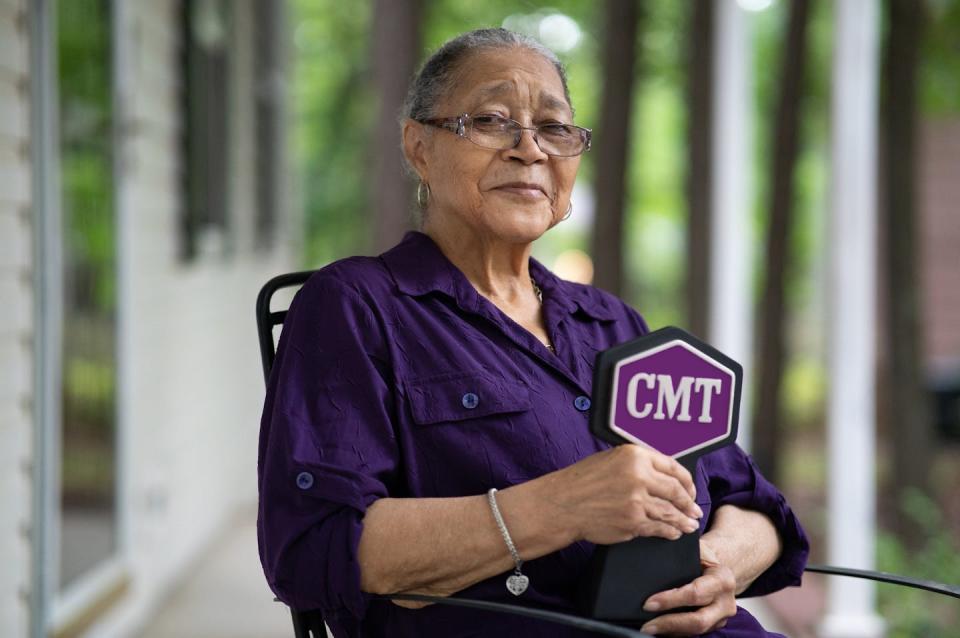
[590,327,742,460]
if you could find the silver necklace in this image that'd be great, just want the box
[530,277,543,304]
[529,277,555,353]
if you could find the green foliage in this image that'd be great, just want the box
[65,354,114,406]
[57,0,117,508]
[922,0,960,115]
[877,489,960,636]
[58,0,116,314]
[624,0,687,329]
[627,95,685,308]
[291,0,375,266]
[781,355,825,430]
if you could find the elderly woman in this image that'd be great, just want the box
[258,28,808,638]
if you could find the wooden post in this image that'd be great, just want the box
[371,0,422,253]
[590,0,640,297]
[684,0,715,338]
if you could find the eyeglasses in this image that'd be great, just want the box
[418,113,592,158]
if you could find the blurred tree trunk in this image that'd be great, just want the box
[591,0,641,296]
[684,0,715,338]
[371,0,422,253]
[752,0,811,483]
[882,0,930,541]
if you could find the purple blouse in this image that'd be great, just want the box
[257,231,809,637]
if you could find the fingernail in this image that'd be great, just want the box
[641,623,658,635]
[693,504,703,518]
[643,600,660,612]
[684,518,698,533]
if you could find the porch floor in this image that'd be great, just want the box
[140,508,291,638]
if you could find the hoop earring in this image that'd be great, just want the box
[417,180,431,208]
[560,202,573,221]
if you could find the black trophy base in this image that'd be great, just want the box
[577,531,702,624]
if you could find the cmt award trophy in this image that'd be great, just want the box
[577,327,743,625]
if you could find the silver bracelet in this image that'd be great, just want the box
[487,487,529,596]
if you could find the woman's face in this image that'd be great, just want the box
[406,47,582,244]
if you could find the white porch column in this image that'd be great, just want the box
[709,0,754,452]
[821,0,884,635]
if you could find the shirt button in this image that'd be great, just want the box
[574,395,592,412]
[296,471,314,490]
[462,392,479,409]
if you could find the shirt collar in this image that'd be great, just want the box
[380,231,618,322]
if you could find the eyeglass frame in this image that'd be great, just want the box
[417,113,592,157]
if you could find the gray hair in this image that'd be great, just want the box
[402,27,573,122]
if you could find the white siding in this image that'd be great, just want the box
[0,2,28,76]
[87,0,293,635]
[0,0,295,634]
[0,0,32,635]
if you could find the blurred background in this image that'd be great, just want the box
[2,0,959,636]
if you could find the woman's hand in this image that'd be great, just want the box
[538,444,703,545]
[638,539,738,636]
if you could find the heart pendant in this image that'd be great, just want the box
[506,574,529,596]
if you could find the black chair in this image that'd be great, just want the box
[256,270,960,638]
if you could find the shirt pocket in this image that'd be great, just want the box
[404,370,532,425]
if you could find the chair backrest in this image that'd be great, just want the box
[256,270,318,385]
[256,269,328,638]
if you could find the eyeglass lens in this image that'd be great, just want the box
[467,116,586,157]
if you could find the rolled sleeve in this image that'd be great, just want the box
[257,274,398,619]
[700,445,810,597]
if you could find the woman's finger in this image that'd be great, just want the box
[637,520,685,541]
[646,472,702,520]
[640,602,728,637]
[622,446,697,506]
[698,538,721,568]
[649,453,696,500]
[645,496,700,535]
[643,568,734,612]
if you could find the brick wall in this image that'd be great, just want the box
[920,118,960,375]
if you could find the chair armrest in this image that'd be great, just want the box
[804,564,960,599]
[379,594,651,637]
